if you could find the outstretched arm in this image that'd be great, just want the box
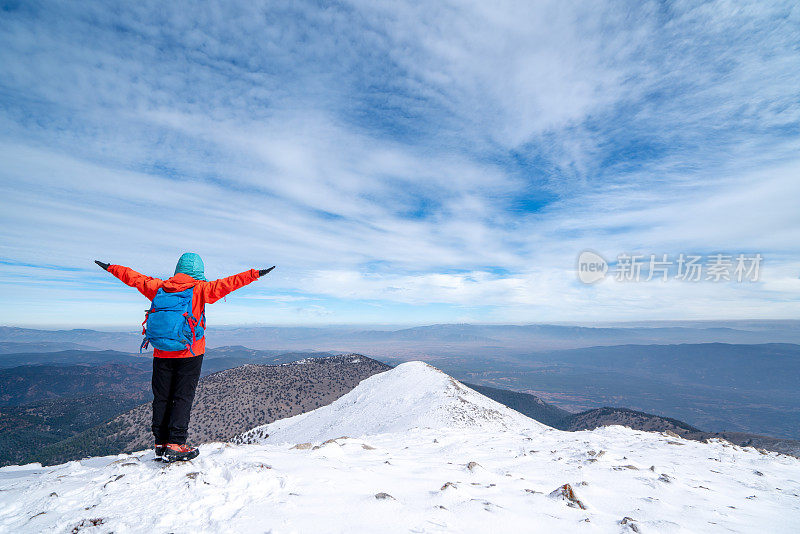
[96,261,163,300]
[199,266,275,304]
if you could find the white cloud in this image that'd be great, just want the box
[0,0,798,325]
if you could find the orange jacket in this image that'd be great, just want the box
[108,265,260,358]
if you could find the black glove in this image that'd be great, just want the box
[258,266,275,277]
[94,260,110,271]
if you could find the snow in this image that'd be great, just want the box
[1,362,799,533]
[237,361,545,444]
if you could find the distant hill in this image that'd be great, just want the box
[31,355,390,465]
[0,349,147,369]
[0,341,100,354]
[0,327,142,352]
[527,342,800,392]
[560,406,702,434]
[0,362,151,406]
[461,382,571,427]
[556,407,800,457]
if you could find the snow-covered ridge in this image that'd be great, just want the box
[237,361,546,445]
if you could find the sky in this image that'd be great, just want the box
[1,0,799,327]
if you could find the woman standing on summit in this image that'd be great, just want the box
[94,253,274,462]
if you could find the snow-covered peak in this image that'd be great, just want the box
[237,361,546,445]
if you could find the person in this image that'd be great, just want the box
[94,253,274,462]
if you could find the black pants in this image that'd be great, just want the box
[151,354,203,444]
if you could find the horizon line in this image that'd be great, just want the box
[3,318,800,332]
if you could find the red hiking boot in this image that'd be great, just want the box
[163,443,199,463]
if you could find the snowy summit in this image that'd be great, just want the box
[1,362,799,533]
[237,361,545,444]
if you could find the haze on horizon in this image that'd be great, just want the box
[6,319,800,332]
[2,1,799,327]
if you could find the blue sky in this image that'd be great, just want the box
[1,0,799,326]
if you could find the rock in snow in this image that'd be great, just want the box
[549,483,587,509]
[1,361,799,533]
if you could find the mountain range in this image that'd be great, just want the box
[4,351,798,468]
[4,321,800,353]
[5,326,798,439]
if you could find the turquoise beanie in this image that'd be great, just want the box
[174,252,207,281]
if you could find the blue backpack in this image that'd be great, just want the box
[140,287,205,355]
